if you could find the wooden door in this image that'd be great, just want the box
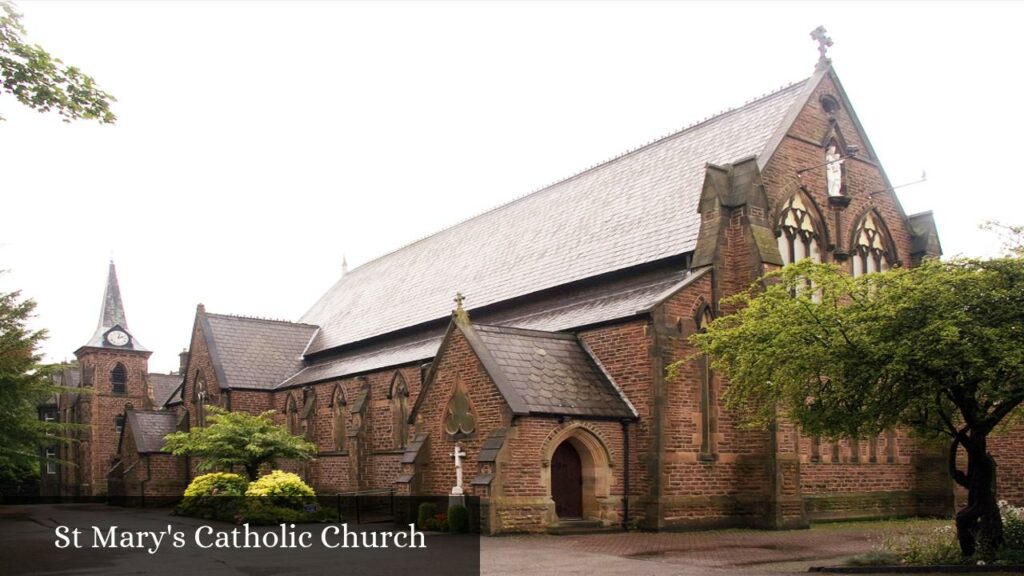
[551,441,583,519]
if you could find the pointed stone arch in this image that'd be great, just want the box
[694,302,717,458]
[540,423,615,523]
[774,186,831,264]
[388,371,410,449]
[848,208,898,275]
[284,392,299,435]
[330,383,347,451]
[194,371,209,426]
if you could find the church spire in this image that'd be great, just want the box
[99,260,129,332]
[78,260,147,352]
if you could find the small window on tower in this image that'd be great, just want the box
[45,448,57,475]
[115,415,125,434]
[111,363,127,395]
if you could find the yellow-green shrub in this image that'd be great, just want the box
[244,470,314,508]
[184,472,249,497]
[177,472,249,520]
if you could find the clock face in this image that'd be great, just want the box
[106,330,130,347]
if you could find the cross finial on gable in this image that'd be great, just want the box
[452,292,470,324]
[810,25,833,70]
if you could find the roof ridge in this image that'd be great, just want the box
[472,322,577,340]
[206,311,318,327]
[342,78,808,278]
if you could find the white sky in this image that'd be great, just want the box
[2,1,1022,373]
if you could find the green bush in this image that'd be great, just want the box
[184,472,249,497]
[176,473,249,521]
[447,505,470,533]
[883,525,964,566]
[245,470,315,508]
[417,502,438,529]
[1001,500,1024,552]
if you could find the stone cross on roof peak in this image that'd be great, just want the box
[811,25,833,70]
[452,292,470,324]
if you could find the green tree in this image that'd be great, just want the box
[0,286,58,484]
[162,407,316,481]
[983,220,1024,257]
[1,1,115,122]
[686,258,1024,558]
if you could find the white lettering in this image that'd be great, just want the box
[195,525,213,548]
[321,525,339,548]
[93,526,118,548]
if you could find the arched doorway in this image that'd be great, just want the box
[551,441,583,519]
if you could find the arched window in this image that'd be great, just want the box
[332,385,347,451]
[696,304,716,458]
[776,194,823,265]
[389,372,409,449]
[111,363,127,395]
[851,211,892,276]
[195,374,208,427]
[285,394,299,435]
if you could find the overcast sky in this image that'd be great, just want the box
[2,1,1022,373]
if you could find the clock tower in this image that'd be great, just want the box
[73,261,152,496]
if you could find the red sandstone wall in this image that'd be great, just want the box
[760,75,915,271]
[758,73,947,520]
[76,350,150,495]
[412,327,511,497]
[577,319,653,522]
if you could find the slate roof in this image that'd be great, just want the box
[467,324,636,419]
[279,266,702,389]
[300,81,806,355]
[125,410,177,453]
[81,261,147,351]
[202,313,318,390]
[148,373,183,408]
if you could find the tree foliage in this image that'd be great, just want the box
[162,407,316,481]
[0,1,115,123]
[688,257,1024,558]
[0,285,58,483]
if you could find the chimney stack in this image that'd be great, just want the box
[178,348,190,376]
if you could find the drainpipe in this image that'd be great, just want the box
[621,419,630,531]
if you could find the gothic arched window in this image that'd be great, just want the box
[389,372,409,449]
[776,194,822,265]
[851,211,892,276]
[111,363,127,395]
[332,385,347,451]
[696,304,716,458]
[285,394,299,435]
[195,374,208,427]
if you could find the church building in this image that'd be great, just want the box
[52,37,1023,533]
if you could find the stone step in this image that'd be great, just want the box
[546,519,614,535]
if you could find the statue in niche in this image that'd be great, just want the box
[825,144,844,197]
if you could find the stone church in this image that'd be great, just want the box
[46,41,1024,533]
